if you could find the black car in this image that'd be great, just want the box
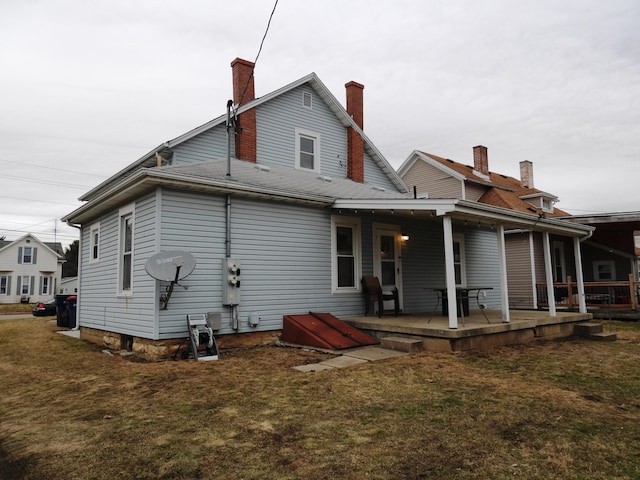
[32,298,57,316]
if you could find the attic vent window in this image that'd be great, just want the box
[372,186,386,192]
[317,175,332,182]
[302,91,313,109]
[254,164,270,173]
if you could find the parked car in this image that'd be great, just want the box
[32,299,57,317]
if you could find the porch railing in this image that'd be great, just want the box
[536,274,639,311]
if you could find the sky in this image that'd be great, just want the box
[1,0,639,250]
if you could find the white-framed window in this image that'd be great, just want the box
[453,234,467,286]
[40,276,52,295]
[90,223,100,263]
[331,215,361,292]
[0,275,9,295]
[18,276,33,296]
[295,128,320,172]
[19,246,37,264]
[593,261,616,281]
[118,204,134,295]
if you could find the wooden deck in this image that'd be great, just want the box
[341,309,594,352]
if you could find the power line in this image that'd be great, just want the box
[1,173,92,189]
[0,194,80,207]
[0,157,107,178]
[237,0,279,107]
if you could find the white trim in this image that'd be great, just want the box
[330,215,361,293]
[295,128,321,173]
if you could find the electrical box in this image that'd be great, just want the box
[249,313,260,328]
[222,258,241,306]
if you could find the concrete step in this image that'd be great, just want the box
[574,322,604,336]
[588,331,617,342]
[380,336,424,353]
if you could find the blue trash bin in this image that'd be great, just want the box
[66,295,78,329]
[56,295,69,327]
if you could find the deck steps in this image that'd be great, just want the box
[574,322,617,342]
[380,336,424,353]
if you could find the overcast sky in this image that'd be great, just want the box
[2,0,639,249]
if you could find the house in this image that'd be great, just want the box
[398,147,592,310]
[62,58,593,357]
[0,234,64,304]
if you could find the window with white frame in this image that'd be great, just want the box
[18,276,33,295]
[40,276,52,295]
[21,246,34,264]
[295,128,320,172]
[90,223,100,262]
[0,275,8,295]
[453,234,467,286]
[331,216,361,291]
[593,261,616,281]
[119,205,134,294]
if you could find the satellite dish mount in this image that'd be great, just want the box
[145,251,197,310]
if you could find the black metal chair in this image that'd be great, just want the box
[361,276,399,317]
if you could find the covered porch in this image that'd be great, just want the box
[342,309,593,352]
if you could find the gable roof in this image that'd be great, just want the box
[398,150,569,218]
[79,72,407,204]
[0,234,64,258]
[63,159,409,225]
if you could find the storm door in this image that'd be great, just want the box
[373,225,403,311]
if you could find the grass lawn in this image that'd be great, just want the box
[1,317,640,479]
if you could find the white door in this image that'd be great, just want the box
[373,225,403,311]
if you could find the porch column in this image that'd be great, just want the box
[442,216,458,329]
[542,232,557,316]
[573,236,587,313]
[496,224,510,322]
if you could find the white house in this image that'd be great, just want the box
[0,234,64,304]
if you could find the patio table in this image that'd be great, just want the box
[429,287,494,325]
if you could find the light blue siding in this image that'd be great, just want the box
[78,192,158,338]
[172,125,230,164]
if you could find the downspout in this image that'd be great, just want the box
[65,221,82,331]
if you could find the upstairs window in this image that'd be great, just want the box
[19,246,36,264]
[295,128,320,172]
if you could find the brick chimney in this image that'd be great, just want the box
[520,160,534,188]
[473,145,489,175]
[345,81,365,183]
[231,58,257,163]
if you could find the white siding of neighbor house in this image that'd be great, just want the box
[0,237,62,304]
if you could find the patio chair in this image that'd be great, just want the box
[361,276,399,318]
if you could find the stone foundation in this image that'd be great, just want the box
[80,327,281,360]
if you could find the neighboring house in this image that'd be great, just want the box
[62,58,593,356]
[60,276,78,295]
[0,234,64,304]
[398,147,591,310]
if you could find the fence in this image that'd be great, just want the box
[536,274,639,310]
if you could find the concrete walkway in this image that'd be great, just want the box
[292,346,408,372]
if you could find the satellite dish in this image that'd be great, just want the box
[145,251,197,282]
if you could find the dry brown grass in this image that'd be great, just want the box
[0,303,33,314]
[1,316,640,479]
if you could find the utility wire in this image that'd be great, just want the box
[1,173,93,189]
[0,157,107,178]
[236,0,279,108]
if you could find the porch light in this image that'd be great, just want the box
[401,233,410,241]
